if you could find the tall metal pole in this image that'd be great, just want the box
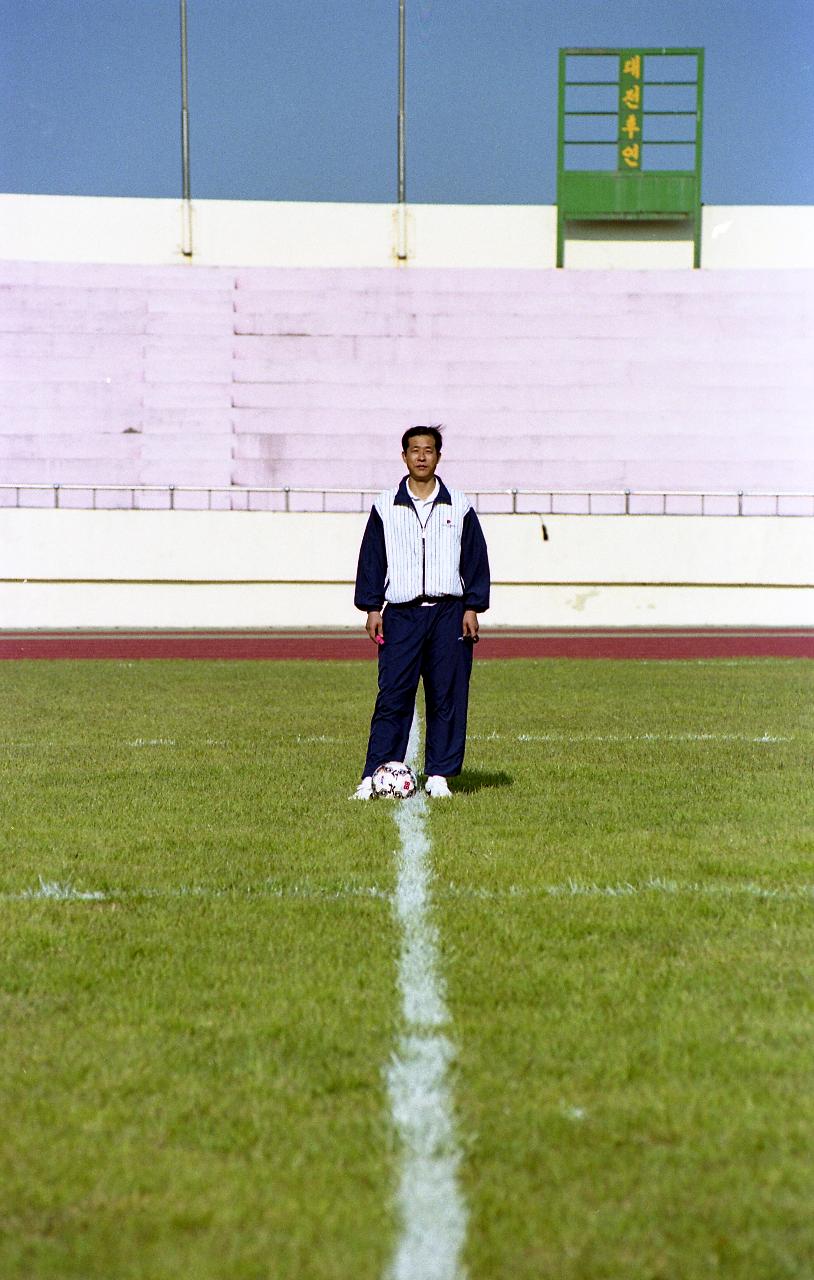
[180,0,193,257]
[396,0,408,260]
[397,0,406,204]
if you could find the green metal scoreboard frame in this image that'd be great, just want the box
[557,48,704,267]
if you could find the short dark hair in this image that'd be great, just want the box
[401,425,443,454]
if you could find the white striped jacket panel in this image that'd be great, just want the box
[373,485,470,604]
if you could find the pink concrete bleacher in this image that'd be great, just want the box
[0,259,812,510]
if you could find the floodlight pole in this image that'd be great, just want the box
[180,0,193,257]
[396,0,408,260]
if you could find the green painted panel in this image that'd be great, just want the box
[561,171,698,216]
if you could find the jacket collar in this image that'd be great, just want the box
[394,474,452,508]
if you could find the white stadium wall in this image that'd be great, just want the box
[0,510,811,631]
[1,193,814,269]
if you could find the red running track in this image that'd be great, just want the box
[0,629,812,660]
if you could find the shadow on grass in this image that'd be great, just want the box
[453,769,514,794]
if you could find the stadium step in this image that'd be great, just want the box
[0,433,233,462]
[229,355,814,390]
[231,309,808,342]
[228,456,805,493]
[229,380,806,414]
[0,458,234,485]
[229,405,806,438]
[231,431,813,465]
[231,332,814,364]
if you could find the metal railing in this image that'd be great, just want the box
[0,484,812,516]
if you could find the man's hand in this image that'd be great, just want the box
[366,610,384,643]
[462,609,479,639]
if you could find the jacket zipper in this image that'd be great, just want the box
[411,501,429,597]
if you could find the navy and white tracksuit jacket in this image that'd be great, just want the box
[354,475,490,779]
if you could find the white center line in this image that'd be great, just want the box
[385,713,468,1280]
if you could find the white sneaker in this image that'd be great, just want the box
[425,775,452,798]
[351,776,374,800]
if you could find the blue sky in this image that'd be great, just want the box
[2,0,812,205]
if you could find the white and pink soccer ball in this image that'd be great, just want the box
[371,761,418,799]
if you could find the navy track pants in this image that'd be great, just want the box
[361,597,474,779]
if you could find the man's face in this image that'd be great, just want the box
[402,434,440,485]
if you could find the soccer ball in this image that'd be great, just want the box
[371,761,418,799]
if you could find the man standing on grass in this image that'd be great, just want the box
[352,426,490,799]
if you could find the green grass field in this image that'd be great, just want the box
[1,657,813,1279]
